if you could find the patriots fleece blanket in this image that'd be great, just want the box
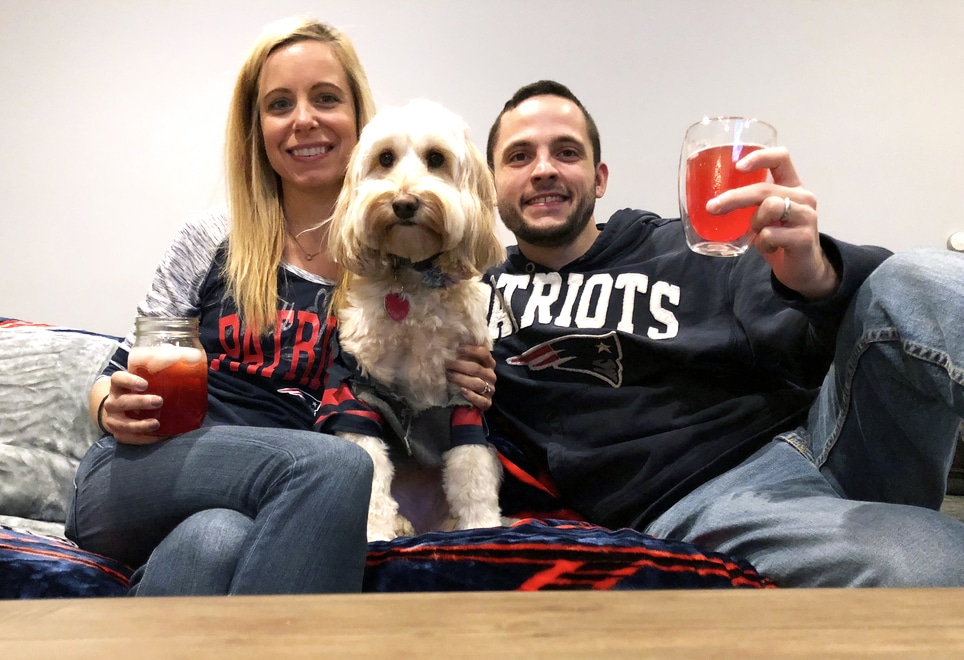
[364,435,773,592]
[1,436,772,598]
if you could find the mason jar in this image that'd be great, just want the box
[127,317,208,436]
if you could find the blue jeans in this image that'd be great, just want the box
[66,426,373,595]
[129,508,254,596]
[645,249,964,586]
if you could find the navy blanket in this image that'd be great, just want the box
[367,434,773,591]
[1,527,131,598]
[1,437,773,598]
[366,519,771,591]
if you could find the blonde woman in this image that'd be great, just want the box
[67,17,497,596]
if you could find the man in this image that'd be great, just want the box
[484,79,964,587]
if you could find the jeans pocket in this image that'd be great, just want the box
[777,426,815,464]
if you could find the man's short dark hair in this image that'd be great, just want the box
[486,80,601,170]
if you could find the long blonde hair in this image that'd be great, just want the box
[223,17,376,335]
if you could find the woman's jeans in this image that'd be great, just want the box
[646,249,964,587]
[66,426,373,595]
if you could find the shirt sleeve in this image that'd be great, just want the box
[313,323,384,437]
[101,208,229,379]
[732,235,892,389]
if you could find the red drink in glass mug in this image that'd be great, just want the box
[685,143,768,242]
[679,117,776,257]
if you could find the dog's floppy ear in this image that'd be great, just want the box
[327,148,360,273]
[328,142,388,278]
[442,138,505,278]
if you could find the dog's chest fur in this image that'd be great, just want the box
[336,277,491,410]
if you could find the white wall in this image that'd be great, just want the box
[2,0,962,335]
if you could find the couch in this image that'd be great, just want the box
[0,317,773,598]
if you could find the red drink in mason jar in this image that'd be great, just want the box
[685,143,767,242]
[128,317,207,436]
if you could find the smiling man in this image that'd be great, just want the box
[483,79,964,588]
[486,91,607,269]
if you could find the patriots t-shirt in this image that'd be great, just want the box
[101,208,338,430]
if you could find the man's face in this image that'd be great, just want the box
[491,95,607,248]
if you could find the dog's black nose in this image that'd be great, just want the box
[392,195,420,220]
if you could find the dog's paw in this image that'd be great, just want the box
[366,498,404,542]
[367,513,415,542]
[455,509,504,531]
[394,514,415,538]
[436,515,460,533]
[442,444,504,532]
[367,522,398,543]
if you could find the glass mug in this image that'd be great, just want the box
[127,316,208,436]
[678,117,777,257]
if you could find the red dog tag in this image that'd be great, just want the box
[384,293,410,322]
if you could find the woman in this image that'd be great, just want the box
[67,17,496,596]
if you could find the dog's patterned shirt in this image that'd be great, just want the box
[315,337,488,467]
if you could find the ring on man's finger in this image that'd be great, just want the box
[780,197,792,223]
[482,382,492,396]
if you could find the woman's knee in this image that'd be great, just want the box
[182,508,251,545]
[159,508,252,571]
[300,436,374,501]
[134,508,253,596]
[331,437,375,483]
[277,432,372,473]
[206,427,373,486]
[258,432,374,504]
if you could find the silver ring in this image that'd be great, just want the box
[781,197,792,223]
[482,382,492,396]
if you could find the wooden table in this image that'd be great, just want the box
[2,588,963,658]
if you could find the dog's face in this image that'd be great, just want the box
[329,99,504,282]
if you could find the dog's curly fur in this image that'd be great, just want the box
[328,99,506,541]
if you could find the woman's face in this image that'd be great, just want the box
[258,40,357,200]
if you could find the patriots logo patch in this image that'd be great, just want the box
[278,387,323,415]
[505,331,623,387]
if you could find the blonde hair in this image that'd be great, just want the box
[223,17,376,335]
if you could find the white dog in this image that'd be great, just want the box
[326,99,506,542]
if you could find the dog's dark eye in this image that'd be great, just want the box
[379,151,395,168]
[426,151,445,169]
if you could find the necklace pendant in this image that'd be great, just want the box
[384,293,410,322]
[305,253,314,261]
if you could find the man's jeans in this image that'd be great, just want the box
[66,426,373,595]
[646,248,964,586]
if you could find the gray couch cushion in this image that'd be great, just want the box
[0,323,117,525]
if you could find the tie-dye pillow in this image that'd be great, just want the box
[0,319,118,530]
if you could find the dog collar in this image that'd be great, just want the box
[391,254,455,289]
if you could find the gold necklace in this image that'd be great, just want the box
[286,225,323,261]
